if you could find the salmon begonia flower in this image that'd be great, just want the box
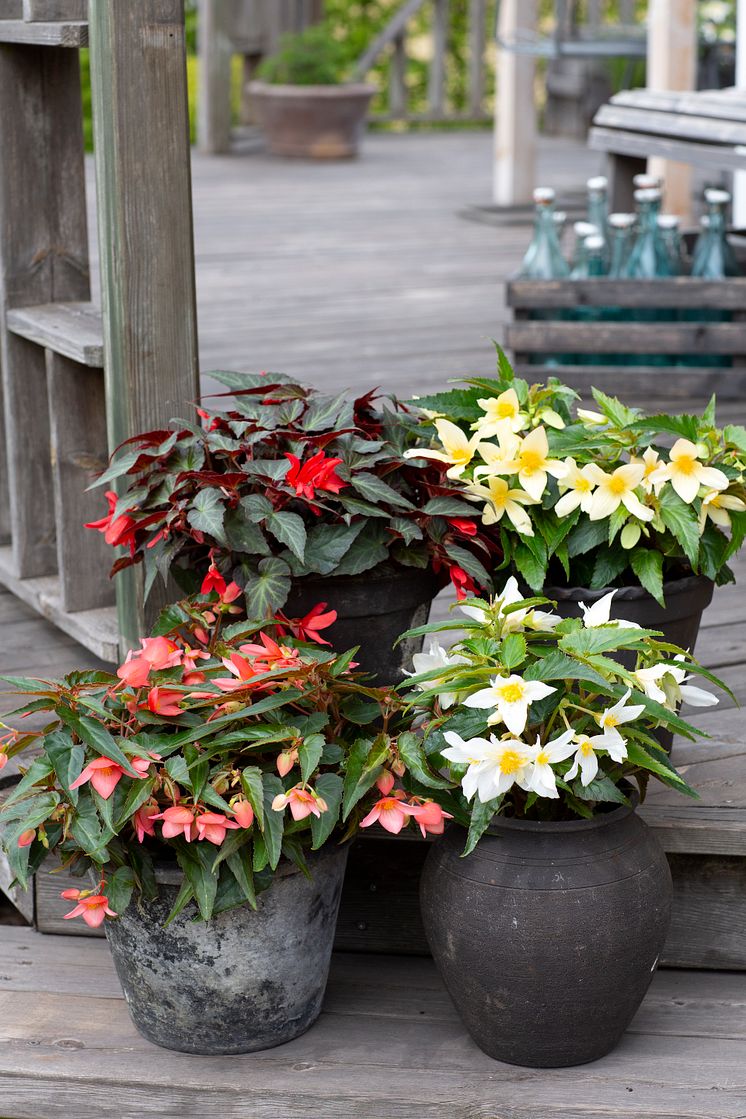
[213,653,266,693]
[272,785,328,821]
[409,800,453,838]
[63,893,117,928]
[151,805,197,841]
[376,770,395,796]
[239,631,300,669]
[284,451,346,501]
[220,581,243,605]
[139,637,183,670]
[360,790,416,835]
[276,747,299,777]
[17,829,35,847]
[195,812,240,846]
[231,799,255,829]
[133,802,160,843]
[117,653,152,689]
[282,603,337,646]
[70,757,128,800]
[145,687,188,716]
[0,751,7,772]
[181,644,211,673]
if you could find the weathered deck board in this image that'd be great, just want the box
[0,926,744,1119]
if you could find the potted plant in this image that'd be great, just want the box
[248,23,376,159]
[0,585,445,1055]
[87,371,495,684]
[407,351,746,652]
[392,579,724,1067]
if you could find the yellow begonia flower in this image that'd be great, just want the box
[403,419,480,479]
[699,489,746,531]
[554,458,597,518]
[473,389,527,437]
[653,439,729,505]
[585,463,654,523]
[474,426,566,502]
[465,477,538,535]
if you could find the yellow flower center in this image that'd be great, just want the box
[579,739,595,756]
[575,476,592,493]
[451,446,473,467]
[499,750,525,775]
[644,459,658,477]
[604,714,619,727]
[674,454,696,476]
[536,750,550,766]
[608,474,629,496]
[519,449,544,475]
[497,400,517,419]
[497,682,525,704]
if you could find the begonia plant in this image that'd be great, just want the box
[0,585,448,927]
[407,352,746,603]
[391,578,725,851]
[86,371,496,615]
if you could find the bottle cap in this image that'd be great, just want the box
[533,187,555,204]
[634,188,662,203]
[704,187,731,205]
[633,173,663,189]
[608,212,636,229]
[553,210,567,224]
[585,235,605,251]
[587,175,608,192]
[573,221,599,237]
[657,214,680,229]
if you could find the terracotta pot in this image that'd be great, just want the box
[420,803,672,1067]
[248,80,375,159]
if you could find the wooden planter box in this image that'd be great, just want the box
[505,277,746,400]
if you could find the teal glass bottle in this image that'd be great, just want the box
[586,176,609,267]
[623,189,671,278]
[657,214,685,276]
[607,213,635,279]
[519,187,571,279]
[698,188,741,277]
[570,221,600,278]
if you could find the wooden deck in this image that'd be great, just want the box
[2,132,746,1115]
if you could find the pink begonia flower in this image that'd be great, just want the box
[239,632,299,670]
[360,792,416,835]
[376,770,395,796]
[408,800,453,839]
[17,829,35,847]
[272,785,328,821]
[145,687,187,716]
[213,653,265,693]
[139,636,183,670]
[232,799,255,829]
[117,653,151,689]
[181,644,210,673]
[70,757,126,800]
[276,748,299,777]
[152,805,197,841]
[62,892,117,929]
[220,581,243,605]
[0,751,7,772]
[195,812,241,846]
[133,802,160,843]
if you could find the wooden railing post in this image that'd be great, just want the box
[494,0,537,205]
[197,0,238,154]
[88,0,200,653]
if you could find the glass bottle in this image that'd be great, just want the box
[633,173,663,192]
[574,234,608,366]
[570,221,600,277]
[699,188,741,277]
[607,213,636,278]
[519,187,571,279]
[587,175,609,246]
[623,189,671,278]
[657,214,685,276]
[553,209,568,248]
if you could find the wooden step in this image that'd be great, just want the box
[0,546,117,662]
[0,18,87,45]
[6,302,103,367]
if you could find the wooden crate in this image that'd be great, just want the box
[505,277,746,399]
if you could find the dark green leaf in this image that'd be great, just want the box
[106,866,135,915]
[302,521,365,575]
[176,844,218,921]
[463,797,500,856]
[310,773,344,849]
[240,766,265,830]
[299,734,325,783]
[187,488,227,544]
[630,548,665,606]
[266,511,307,563]
[241,557,291,616]
[500,633,527,671]
[398,731,451,790]
[226,849,257,909]
[262,774,285,870]
[658,488,700,567]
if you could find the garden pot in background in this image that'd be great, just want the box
[285,565,441,685]
[104,845,348,1055]
[420,803,672,1067]
[248,81,375,159]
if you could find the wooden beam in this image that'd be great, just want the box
[493,0,537,205]
[646,0,697,222]
[88,0,200,652]
[197,0,237,154]
[0,45,89,574]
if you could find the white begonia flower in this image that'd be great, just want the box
[585,462,654,523]
[472,389,527,437]
[463,674,556,735]
[595,690,646,748]
[699,489,746,532]
[403,418,481,480]
[632,447,667,496]
[443,731,535,802]
[633,659,718,709]
[460,576,561,633]
[554,457,597,518]
[465,476,538,536]
[565,731,627,786]
[525,730,576,798]
[407,641,467,709]
[577,408,607,425]
[652,439,729,505]
[475,426,567,502]
[579,589,641,629]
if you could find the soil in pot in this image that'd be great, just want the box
[420,804,672,1067]
[283,564,442,685]
[104,844,348,1055]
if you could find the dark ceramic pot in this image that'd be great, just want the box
[284,565,441,685]
[104,844,348,1055]
[545,574,714,751]
[420,804,672,1067]
[248,81,375,159]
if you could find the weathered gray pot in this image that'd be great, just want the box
[284,564,441,685]
[104,844,348,1055]
[248,80,375,159]
[420,805,672,1067]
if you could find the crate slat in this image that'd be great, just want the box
[508,278,746,311]
[506,320,746,356]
